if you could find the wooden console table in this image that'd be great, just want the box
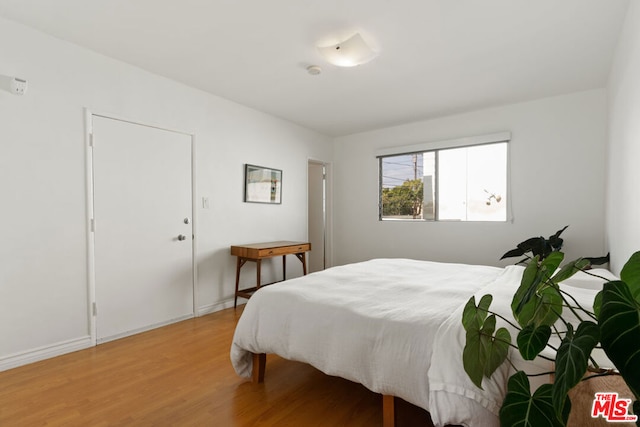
[231,241,311,307]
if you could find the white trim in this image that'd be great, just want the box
[97,315,193,345]
[84,108,97,346]
[84,109,198,343]
[191,134,199,316]
[325,162,334,268]
[91,110,193,137]
[375,131,511,158]
[0,336,92,372]
[197,299,237,316]
[505,140,514,223]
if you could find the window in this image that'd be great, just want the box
[379,141,508,221]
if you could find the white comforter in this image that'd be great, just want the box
[231,258,512,426]
[230,258,606,426]
[427,263,547,426]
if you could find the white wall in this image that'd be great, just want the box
[0,17,332,368]
[607,0,640,274]
[333,90,608,267]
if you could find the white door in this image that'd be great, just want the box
[92,116,193,343]
[308,161,326,273]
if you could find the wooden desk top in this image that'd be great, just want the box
[230,241,311,259]
[232,241,306,250]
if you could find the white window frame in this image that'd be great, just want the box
[377,132,511,222]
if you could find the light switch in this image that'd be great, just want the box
[202,197,210,209]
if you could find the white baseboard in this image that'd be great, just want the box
[1,301,240,372]
[97,314,194,344]
[0,336,92,372]
[197,298,241,316]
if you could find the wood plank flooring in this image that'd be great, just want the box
[0,307,433,426]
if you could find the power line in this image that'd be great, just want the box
[383,161,418,167]
[382,175,410,182]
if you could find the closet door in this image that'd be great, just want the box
[92,115,193,343]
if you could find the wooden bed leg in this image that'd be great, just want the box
[252,353,266,383]
[382,395,396,427]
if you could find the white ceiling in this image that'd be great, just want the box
[0,0,630,136]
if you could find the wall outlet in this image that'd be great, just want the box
[0,75,28,95]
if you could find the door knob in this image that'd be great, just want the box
[184,218,191,224]
[178,234,187,241]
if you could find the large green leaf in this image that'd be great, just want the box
[541,251,565,274]
[512,257,541,319]
[593,290,603,319]
[599,281,640,401]
[518,237,548,259]
[550,258,591,284]
[501,247,526,260]
[463,313,511,389]
[512,254,564,323]
[552,321,600,417]
[516,286,563,328]
[585,253,610,266]
[547,226,569,252]
[500,226,567,261]
[500,371,570,427]
[517,324,551,360]
[462,294,492,331]
[487,328,511,377]
[621,251,640,301]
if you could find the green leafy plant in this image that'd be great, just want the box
[381,179,423,219]
[462,228,640,426]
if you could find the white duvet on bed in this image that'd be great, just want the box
[231,258,507,425]
[428,264,542,426]
[230,258,610,426]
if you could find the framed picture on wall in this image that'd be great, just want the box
[244,164,282,204]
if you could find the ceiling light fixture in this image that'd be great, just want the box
[317,33,377,67]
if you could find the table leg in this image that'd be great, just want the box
[234,257,246,308]
[302,252,307,275]
[295,253,308,275]
[282,255,287,280]
[256,259,261,289]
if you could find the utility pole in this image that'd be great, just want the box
[412,154,419,219]
[412,154,417,181]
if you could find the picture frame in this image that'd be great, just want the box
[244,164,282,204]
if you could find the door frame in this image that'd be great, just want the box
[84,108,198,346]
[307,159,332,270]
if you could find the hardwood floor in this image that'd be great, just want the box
[0,307,433,426]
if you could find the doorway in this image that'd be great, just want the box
[87,114,195,343]
[308,160,329,273]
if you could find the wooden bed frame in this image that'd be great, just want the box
[251,352,397,427]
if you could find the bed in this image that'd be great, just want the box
[230,258,610,427]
